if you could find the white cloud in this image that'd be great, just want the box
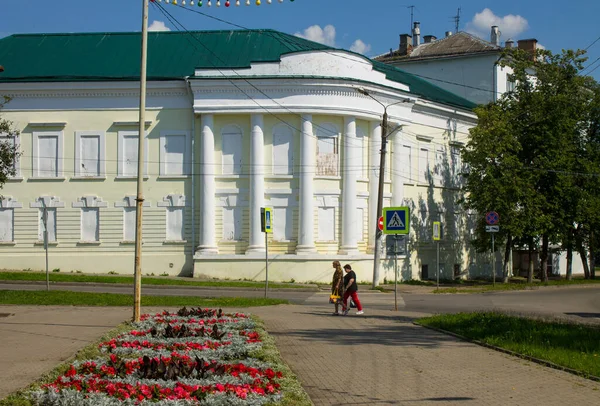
[148,20,171,32]
[294,24,336,46]
[350,39,371,55]
[466,8,529,41]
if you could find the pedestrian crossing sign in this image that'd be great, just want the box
[382,207,410,235]
[260,207,273,233]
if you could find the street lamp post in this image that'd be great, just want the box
[357,88,408,288]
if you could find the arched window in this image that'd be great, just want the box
[315,123,339,176]
[221,125,243,175]
[272,124,293,175]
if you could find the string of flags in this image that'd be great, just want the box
[151,0,295,7]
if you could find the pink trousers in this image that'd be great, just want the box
[342,290,363,311]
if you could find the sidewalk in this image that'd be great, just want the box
[249,293,600,406]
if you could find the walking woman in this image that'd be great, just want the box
[341,264,364,315]
[331,261,344,315]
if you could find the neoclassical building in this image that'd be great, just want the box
[0,29,480,282]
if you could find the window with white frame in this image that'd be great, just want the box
[222,207,242,241]
[221,126,243,175]
[316,123,339,176]
[318,207,336,241]
[75,131,105,177]
[356,127,366,179]
[33,131,62,178]
[38,208,57,242]
[123,208,136,241]
[273,207,294,241]
[401,145,412,183]
[160,132,189,176]
[157,194,186,242]
[118,131,148,177]
[1,133,20,178]
[419,147,429,183]
[81,208,99,242]
[451,145,462,186]
[434,147,446,186]
[0,209,14,242]
[272,125,293,175]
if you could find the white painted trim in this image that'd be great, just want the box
[29,196,65,208]
[32,130,63,178]
[74,131,106,177]
[113,121,153,127]
[159,130,191,176]
[157,194,187,208]
[114,195,151,208]
[0,197,22,209]
[72,196,108,208]
[28,122,67,128]
[117,130,149,177]
[416,135,434,142]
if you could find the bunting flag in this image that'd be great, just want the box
[151,0,295,7]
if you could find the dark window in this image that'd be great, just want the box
[421,264,429,280]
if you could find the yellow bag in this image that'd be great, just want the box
[329,287,341,303]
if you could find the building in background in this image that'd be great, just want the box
[0,29,527,283]
[376,23,539,105]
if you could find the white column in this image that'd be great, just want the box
[340,116,359,254]
[368,121,382,253]
[392,127,404,206]
[197,114,218,254]
[297,114,316,254]
[247,114,265,253]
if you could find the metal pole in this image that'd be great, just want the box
[394,235,398,311]
[436,240,440,289]
[492,233,496,286]
[43,208,49,292]
[264,232,269,298]
[133,0,149,322]
[372,109,388,288]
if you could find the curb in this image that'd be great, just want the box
[0,280,319,292]
[413,322,600,383]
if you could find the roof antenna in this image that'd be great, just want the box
[452,7,461,33]
[407,5,415,33]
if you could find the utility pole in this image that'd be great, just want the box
[453,7,461,33]
[372,110,388,288]
[133,0,149,322]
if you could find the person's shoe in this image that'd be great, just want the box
[332,312,340,316]
[356,310,364,315]
[342,309,349,316]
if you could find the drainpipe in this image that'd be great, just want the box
[186,78,196,265]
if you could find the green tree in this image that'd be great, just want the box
[0,96,19,189]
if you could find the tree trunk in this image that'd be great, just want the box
[540,234,549,282]
[527,237,534,283]
[590,229,596,280]
[576,224,590,279]
[566,227,573,281]
[502,234,512,283]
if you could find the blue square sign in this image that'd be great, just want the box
[382,207,410,235]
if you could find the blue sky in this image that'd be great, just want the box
[2,0,599,79]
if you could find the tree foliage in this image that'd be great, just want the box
[462,47,600,280]
[0,96,19,189]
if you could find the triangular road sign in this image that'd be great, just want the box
[388,211,405,228]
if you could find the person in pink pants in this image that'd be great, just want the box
[341,264,364,315]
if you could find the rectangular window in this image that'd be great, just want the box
[161,133,187,176]
[0,209,14,242]
[402,145,412,182]
[222,207,242,241]
[451,146,462,186]
[317,137,339,176]
[166,207,184,241]
[79,135,100,176]
[318,207,335,241]
[273,207,293,241]
[118,131,147,177]
[123,207,136,241]
[38,135,59,177]
[222,132,242,175]
[38,208,57,242]
[273,128,293,175]
[81,208,99,242]
[419,148,429,183]
[435,147,446,186]
[0,133,20,178]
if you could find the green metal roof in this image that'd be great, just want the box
[0,29,476,110]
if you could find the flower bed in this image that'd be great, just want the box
[31,308,284,405]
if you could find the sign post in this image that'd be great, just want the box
[260,208,273,298]
[382,207,410,311]
[433,221,441,289]
[485,211,500,286]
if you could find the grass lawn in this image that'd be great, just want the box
[0,290,288,307]
[416,312,600,378]
[0,271,316,290]
[434,278,600,294]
